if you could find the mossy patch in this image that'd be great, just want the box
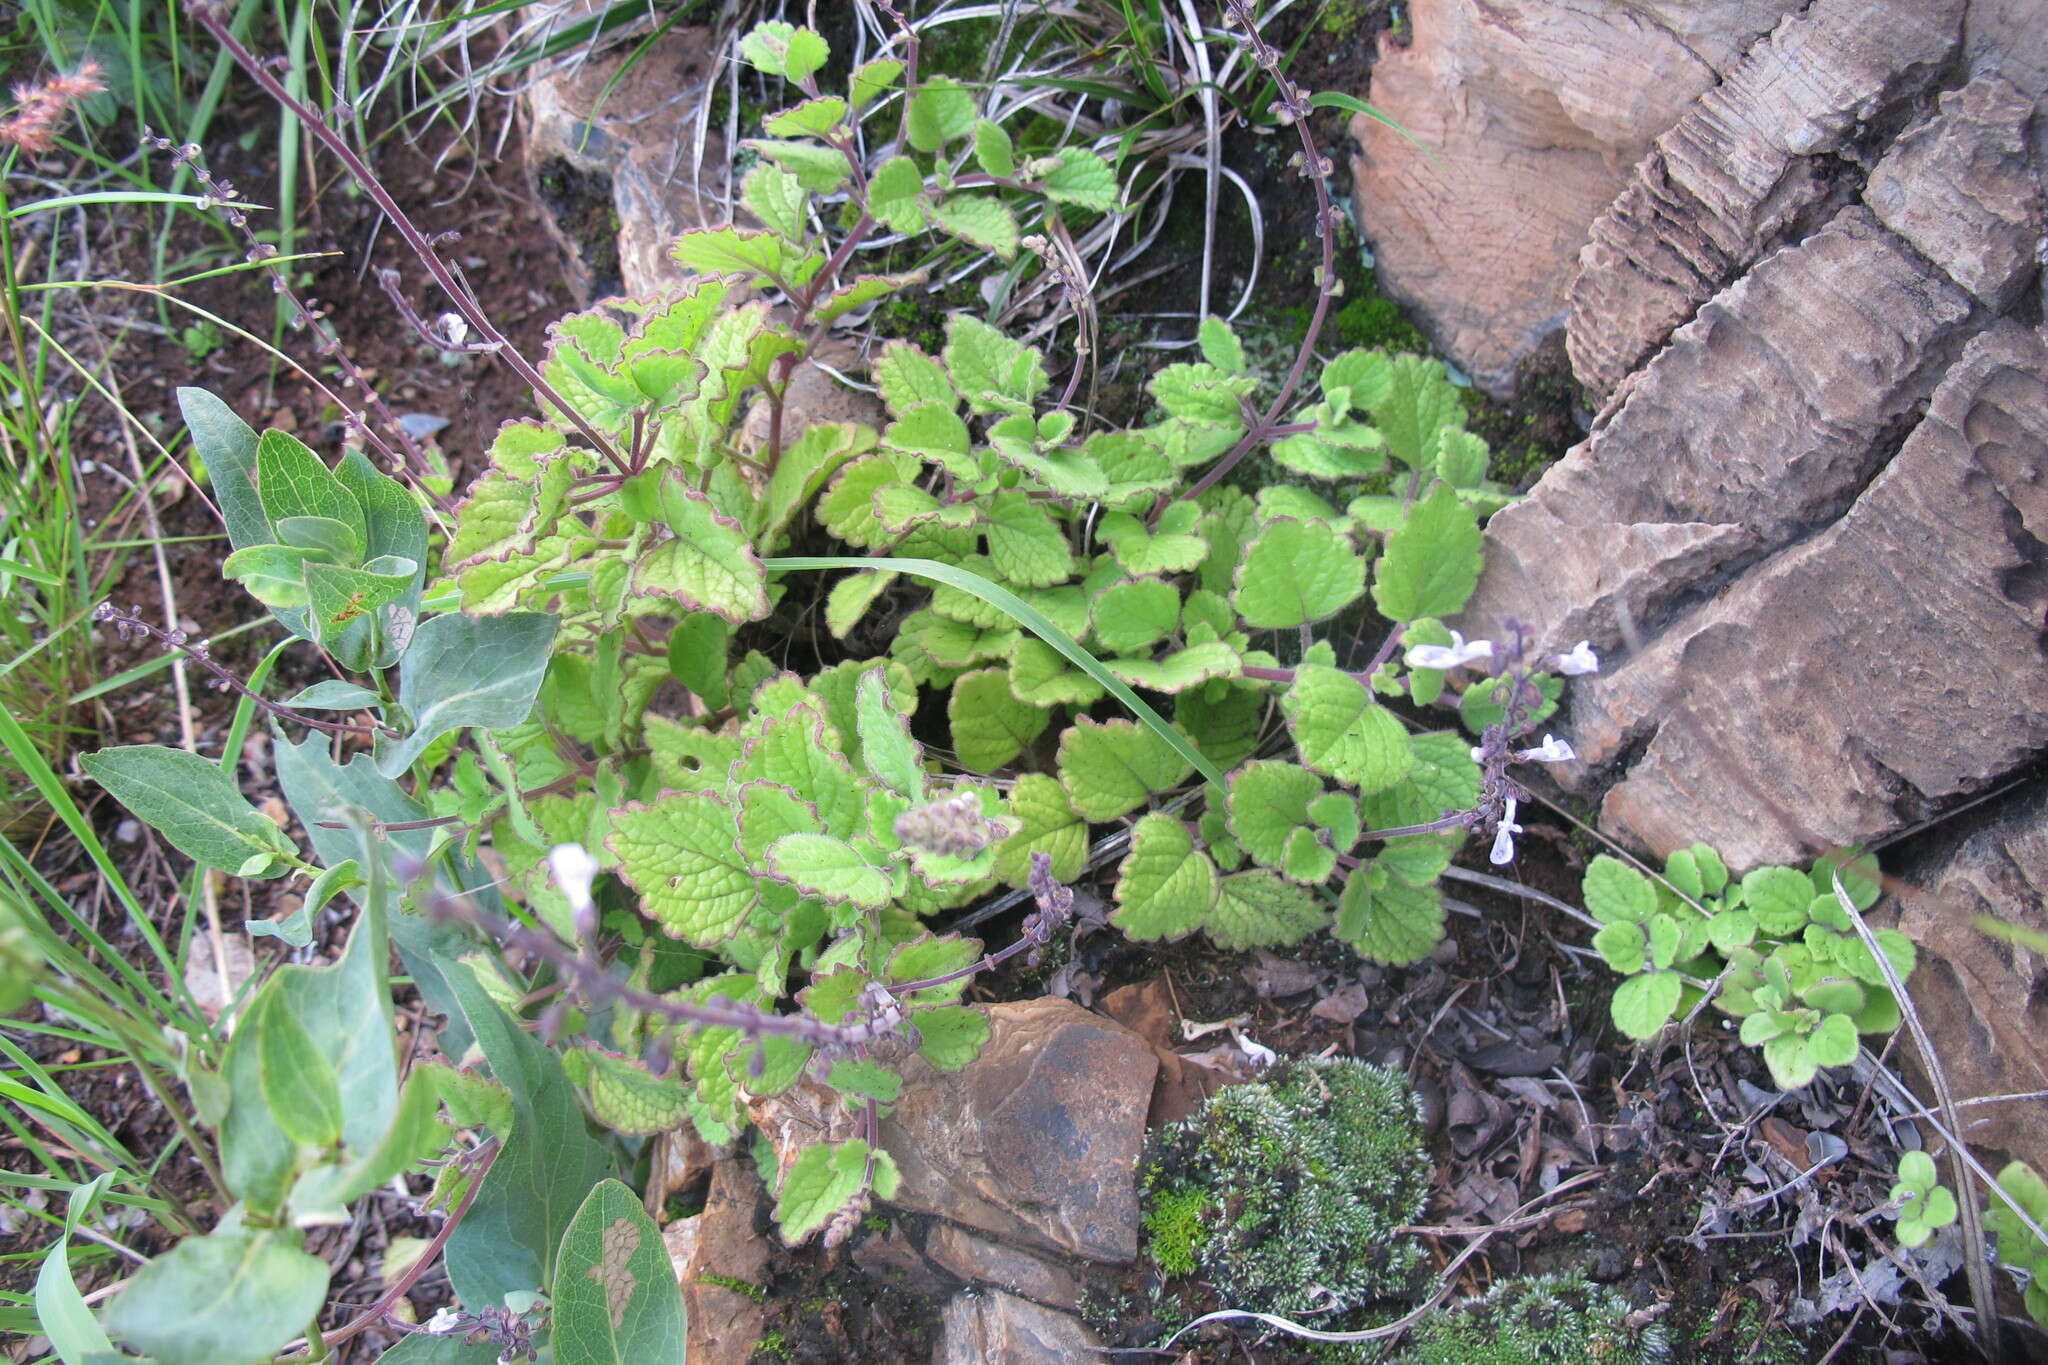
[1138,1055,1432,1319]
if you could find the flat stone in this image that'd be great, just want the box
[878,997,1156,1263]
[1586,322,2048,866]
[852,1220,957,1297]
[1889,786,2048,1175]
[522,10,727,299]
[1865,72,2045,312]
[923,1224,1086,1310]
[1349,0,1799,396]
[668,1156,769,1365]
[1464,206,1977,667]
[1568,0,1963,397]
[932,1289,1106,1365]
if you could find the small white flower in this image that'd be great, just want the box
[1552,640,1600,676]
[547,843,599,917]
[1471,745,1488,763]
[1489,795,1523,866]
[1405,630,1495,671]
[424,1307,464,1335]
[1515,734,1576,764]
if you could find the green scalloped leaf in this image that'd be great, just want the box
[576,1047,690,1135]
[1058,716,1194,821]
[1226,761,1322,874]
[983,491,1074,587]
[1372,481,1482,623]
[931,194,1018,260]
[1207,870,1325,950]
[949,668,1052,772]
[609,793,758,944]
[1091,577,1179,653]
[1583,855,1658,925]
[912,1005,989,1071]
[992,773,1087,888]
[1111,813,1217,941]
[1744,865,1814,937]
[1234,517,1365,628]
[628,476,771,623]
[1281,664,1412,794]
[1041,146,1119,211]
[765,833,892,908]
[1610,970,1683,1040]
[1105,641,1242,695]
[1336,862,1445,965]
[773,1138,881,1244]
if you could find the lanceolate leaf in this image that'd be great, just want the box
[552,1180,688,1365]
[103,1225,328,1365]
[82,745,297,877]
[378,611,557,777]
[444,966,614,1309]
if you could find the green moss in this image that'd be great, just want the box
[701,1273,770,1302]
[1319,0,1380,36]
[1142,1184,1209,1276]
[1378,1273,1669,1365]
[1332,294,1429,355]
[1138,1056,1432,1317]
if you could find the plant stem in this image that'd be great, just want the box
[1161,0,1340,518]
[314,1138,500,1353]
[187,5,627,472]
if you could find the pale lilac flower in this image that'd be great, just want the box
[1551,640,1599,676]
[1489,796,1523,866]
[548,843,600,933]
[1405,630,1495,671]
[1515,734,1576,764]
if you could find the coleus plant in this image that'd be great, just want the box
[1582,846,1916,1089]
[71,4,1567,1359]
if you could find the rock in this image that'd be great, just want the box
[1577,322,2048,868]
[923,1224,1086,1310]
[1347,0,1802,396]
[668,1156,769,1365]
[1889,787,2048,1176]
[1567,0,1963,399]
[1865,72,2046,311]
[932,1289,1106,1365]
[1461,206,1978,677]
[523,9,727,299]
[1098,979,1236,1126]
[878,997,1156,1263]
[852,1220,957,1297]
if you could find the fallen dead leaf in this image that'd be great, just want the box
[183,929,256,1021]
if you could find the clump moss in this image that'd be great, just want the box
[1331,293,1430,356]
[1377,1273,1669,1365]
[1138,1056,1432,1317]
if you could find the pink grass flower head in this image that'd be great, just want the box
[0,60,105,155]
